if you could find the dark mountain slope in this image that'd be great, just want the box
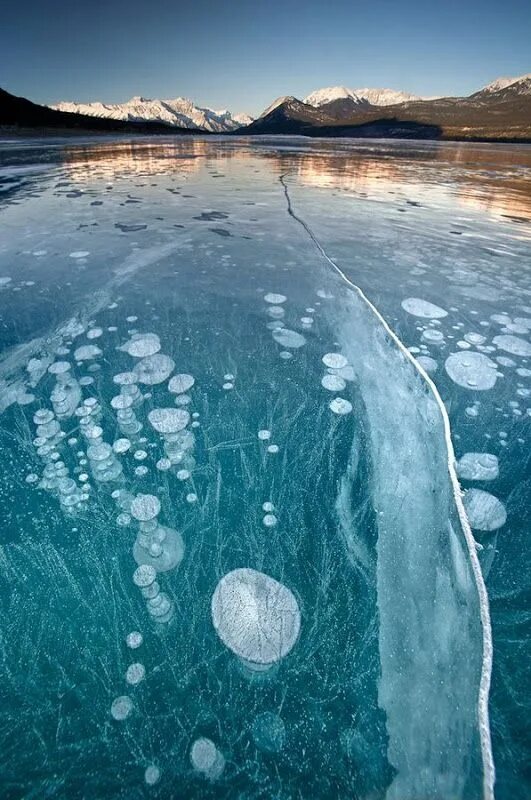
[237,84,531,141]
[0,87,201,135]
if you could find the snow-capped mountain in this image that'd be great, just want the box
[258,96,296,117]
[477,73,531,94]
[304,86,423,107]
[51,96,254,132]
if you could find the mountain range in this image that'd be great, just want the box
[51,96,253,133]
[1,73,530,140]
[241,73,531,140]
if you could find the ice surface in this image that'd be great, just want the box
[0,136,528,800]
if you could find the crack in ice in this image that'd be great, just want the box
[279,172,495,800]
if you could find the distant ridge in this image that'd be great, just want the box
[238,73,531,141]
[51,96,253,133]
[0,87,200,135]
[2,72,530,141]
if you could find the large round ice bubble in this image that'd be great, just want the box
[120,333,161,358]
[492,334,531,357]
[463,489,507,531]
[211,568,301,670]
[148,408,190,433]
[401,297,448,318]
[134,354,175,385]
[445,351,499,390]
[456,453,499,481]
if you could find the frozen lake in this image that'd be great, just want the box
[0,136,529,799]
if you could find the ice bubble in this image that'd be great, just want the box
[125,662,146,685]
[496,356,516,367]
[258,429,271,441]
[493,334,531,357]
[190,738,225,780]
[517,367,531,377]
[263,514,278,527]
[445,352,499,390]
[491,313,512,326]
[126,631,143,649]
[156,458,172,471]
[262,501,274,512]
[79,376,94,386]
[116,513,131,526]
[401,297,448,318]
[272,328,306,349]
[279,351,293,360]
[463,489,507,531]
[176,469,190,481]
[267,444,279,454]
[48,360,71,377]
[110,695,133,721]
[121,333,161,358]
[322,353,348,369]
[86,327,103,340]
[267,305,285,319]
[222,382,234,390]
[330,366,354,384]
[416,356,438,374]
[264,293,287,304]
[134,354,175,385]
[186,492,198,503]
[144,765,160,786]
[131,494,161,521]
[113,438,132,454]
[456,453,499,481]
[211,568,301,669]
[329,398,353,415]
[321,374,346,392]
[149,408,190,433]
[421,329,444,345]
[74,345,102,362]
[133,564,157,587]
[168,373,195,394]
[464,332,487,345]
[174,393,192,406]
[252,712,286,753]
[69,251,90,259]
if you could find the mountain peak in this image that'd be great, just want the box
[480,73,531,94]
[50,95,254,132]
[304,86,423,107]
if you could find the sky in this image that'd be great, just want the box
[2,0,530,115]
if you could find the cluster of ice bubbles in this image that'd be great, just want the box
[19,309,310,790]
[262,289,355,417]
[20,324,203,785]
[400,295,531,540]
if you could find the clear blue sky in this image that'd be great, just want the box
[2,0,530,115]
